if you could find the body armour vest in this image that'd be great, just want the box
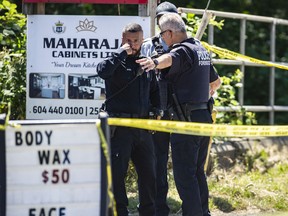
[166,39,212,104]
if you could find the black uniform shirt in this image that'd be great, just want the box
[165,38,219,104]
[97,48,160,116]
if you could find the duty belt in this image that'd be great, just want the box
[182,102,208,112]
[182,102,208,122]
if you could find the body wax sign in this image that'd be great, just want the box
[5,122,104,215]
[26,15,150,120]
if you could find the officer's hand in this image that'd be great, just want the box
[209,89,215,96]
[136,57,154,72]
[121,43,132,55]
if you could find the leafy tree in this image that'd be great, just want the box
[0,0,26,51]
[0,0,26,120]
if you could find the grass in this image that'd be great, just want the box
[208,163,288,213]
[126,139,288,215]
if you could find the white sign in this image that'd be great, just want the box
[26,15,150,119]
[5,122,103,216]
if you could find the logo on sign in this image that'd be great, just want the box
[53,21,66,34]
[76,18,97,32]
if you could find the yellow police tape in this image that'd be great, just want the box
[96,122,117,216]
[201,41,288,71]
[108,118,288,137]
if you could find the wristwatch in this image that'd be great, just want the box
[153,59,159,69]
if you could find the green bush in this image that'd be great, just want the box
[214,69,257,125]
[0,0,26,51]
[0,50,26,119]
[0,0,26,120]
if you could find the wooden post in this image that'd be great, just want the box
[139,0,157,37]
[195,11,213,40]
[22,2,45,14]
[36,2,45,14]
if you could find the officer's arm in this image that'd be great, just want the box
[97,48,127,79]
[209,77,221,96]
[154,53,172,69]
[136,53,172,71]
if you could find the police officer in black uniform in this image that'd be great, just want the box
[137,13,222,216]
[97,23,160,216]
[141,2,178,216]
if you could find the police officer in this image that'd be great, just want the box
[137,13,221,216]
[140,2,178,216]
[97,23,161,216]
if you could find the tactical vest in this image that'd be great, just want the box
[167,40,211,104]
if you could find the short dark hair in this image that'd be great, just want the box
[122,23,143,34]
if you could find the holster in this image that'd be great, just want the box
[171,93,186,121]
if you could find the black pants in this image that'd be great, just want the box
[152,130,170,216]
[171,109,212,216]
[111,126,156,216]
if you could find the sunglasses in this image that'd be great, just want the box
[160,29,171,36]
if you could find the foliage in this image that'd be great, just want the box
[181,12,224,39]
[0,50,26,120]
[0,0,26,120]
[0,0,26,52]
[214,69,257,125]
[125,162,138,193]
[244,149,269,172]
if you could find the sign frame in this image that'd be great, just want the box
[1,118,111,216]
[25,15,150,120]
